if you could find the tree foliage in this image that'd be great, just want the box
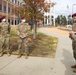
[20,0,49,38]
[55,15,67,26]
[22,0,48,22]
[55,15,73,26]
[68,15,72,24]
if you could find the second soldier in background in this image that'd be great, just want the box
[17,16,30,59]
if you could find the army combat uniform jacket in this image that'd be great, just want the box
[17,22,30,54]
[0,22,10,53]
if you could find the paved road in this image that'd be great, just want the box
[0,27,75,75]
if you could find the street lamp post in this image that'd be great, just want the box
[72,4,76,16]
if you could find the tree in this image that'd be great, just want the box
[22,0,48,39]
[55,15,60,25]
[68,15,72,24]
[62,16,67,25]
[55,15,67,26]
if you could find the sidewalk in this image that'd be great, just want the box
[0,55,54,75]
[40,27,76,75]
[0,27,75,75]
[0,27,55,75]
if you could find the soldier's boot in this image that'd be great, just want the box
[7,52,11,56]
[71,64,76,68]
[17,54,21,58]
[0,52,3,57]
[25,53,28,59]
[73,68,76,73]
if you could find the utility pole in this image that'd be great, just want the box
[72,4,76,15]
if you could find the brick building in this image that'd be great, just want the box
[0,0,24,25]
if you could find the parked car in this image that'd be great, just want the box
[66,25,72,28]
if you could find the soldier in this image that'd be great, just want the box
[69,13,76,73]
[17,16,30,59]
[0,16,11,57]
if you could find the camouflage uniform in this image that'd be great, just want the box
[69,13,76,72]
[70,33,76,60]
[0,22,10,54]
[72,18,76,60]
[17,22,30,55]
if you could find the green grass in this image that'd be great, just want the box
[10,30,17,37]
[28,32,58,58]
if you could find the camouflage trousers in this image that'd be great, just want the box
[72,41,76,60]
[18,37,29,54]
[0,36,10,53]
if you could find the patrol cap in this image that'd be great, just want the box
[21,16,25,20]
[1,16,6,20]
[72,13,76,18]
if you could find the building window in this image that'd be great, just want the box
[12,20,13,25]
[12,0,14,3]
[18,1,19,5]
[8,19,10,24]
[51,16,53,19]
[8,7,10,13]
[20,3,22,6]
[0,18,1,22]
[0,4,2,10]
[4,6,6,12]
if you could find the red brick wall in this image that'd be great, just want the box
[0,0,2,3]
[3,1,7,13]
[0,0,21,24]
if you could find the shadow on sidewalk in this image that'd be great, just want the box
[61,49,76,75]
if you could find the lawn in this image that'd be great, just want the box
[10,26,58,58]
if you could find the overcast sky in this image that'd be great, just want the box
[54,0,76,17]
